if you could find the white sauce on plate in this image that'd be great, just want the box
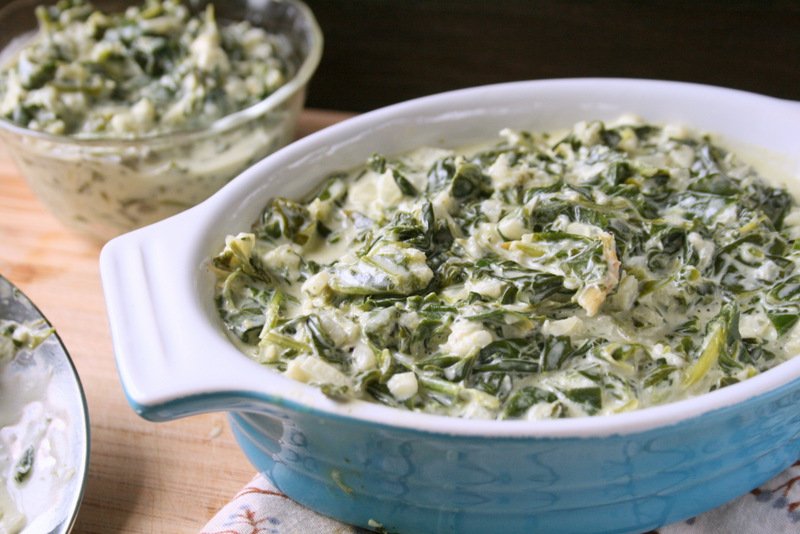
[0,321,72,534]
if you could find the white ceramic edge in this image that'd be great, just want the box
[101,78,800,438]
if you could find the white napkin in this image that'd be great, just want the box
[201,461,800,534]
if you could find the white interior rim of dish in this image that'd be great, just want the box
[108,78,800,438]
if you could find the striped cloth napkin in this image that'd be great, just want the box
[201,461,800,534]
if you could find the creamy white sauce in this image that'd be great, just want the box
[0,322,72,534]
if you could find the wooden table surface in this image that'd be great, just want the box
[0,109,352,533]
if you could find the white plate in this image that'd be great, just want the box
[0,275,90,534]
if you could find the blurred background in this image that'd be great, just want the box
[302,0,800,111]
[1,0,797,111]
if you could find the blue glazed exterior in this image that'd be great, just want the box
[221,374,800,534]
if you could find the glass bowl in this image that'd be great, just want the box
[0,0,322,242]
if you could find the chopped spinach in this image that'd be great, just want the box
[14,447,35,484]
[213,118,800,420]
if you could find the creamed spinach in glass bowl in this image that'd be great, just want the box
[0,0,320,241]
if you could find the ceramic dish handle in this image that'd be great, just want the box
[100,211,283,422]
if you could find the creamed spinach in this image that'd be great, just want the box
[0,0,298,240]
[0,0,290,137]
[212,117,800,420]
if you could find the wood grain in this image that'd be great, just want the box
[0,109,352,533]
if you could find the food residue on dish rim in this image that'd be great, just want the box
[0,319,73,534]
